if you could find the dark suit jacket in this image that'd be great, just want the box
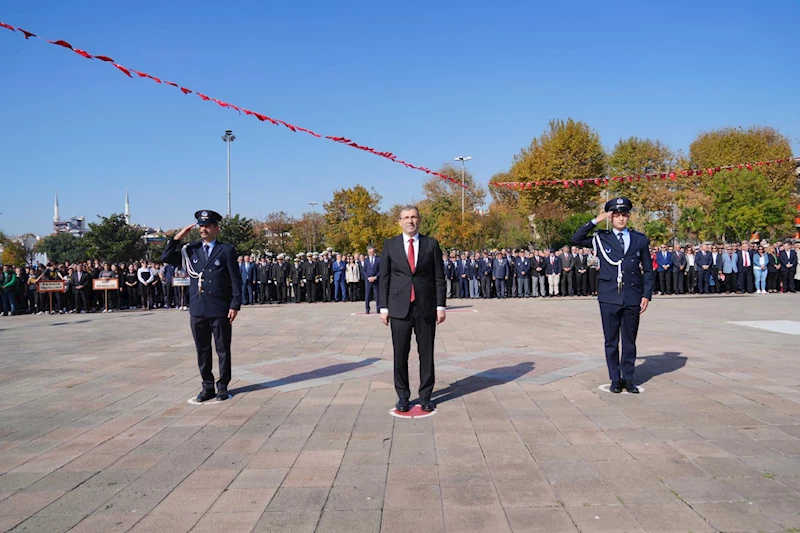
[736,250,755,271]
[364,256,380,281]
[72,272,91,292]
[162,239,242,318]
[379,234,446,319]
[571,222,654,306]
[544,255,562,275]
[779,250,797,268]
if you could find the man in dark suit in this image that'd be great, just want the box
[162,210,242,402]
[655,245,672,295]
[515,252,530,298]
[492,252,509,298]
[457,253,469,298]
[380,205,446,413]
[239,255,255,305]
[560,246,576,296]
[72,263,91,313]
[363,246,380,313]
[695,243,712,294]
[574,247,588,296]
[571,197,654,394]
[480,251,493,299]
[779,242,797,293]
[671,246,686,294]
[737,241,755,294]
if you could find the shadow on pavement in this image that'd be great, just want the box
[229,357,382,395]
[430,362,536,405]
[635,352,687,384]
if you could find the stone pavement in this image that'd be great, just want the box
[0,294,799,532]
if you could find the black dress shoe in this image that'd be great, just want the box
[196,389,216,402]
[395,399,410,412]
[420,400,436,412]
[625,383,639,394]
[609,382,623,393]
[216,387,229,401]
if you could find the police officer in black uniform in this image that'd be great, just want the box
[162,210,242,402]
[571,197,654,393]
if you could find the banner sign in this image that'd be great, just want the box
[92,278,119,290]
[37,280,65,292]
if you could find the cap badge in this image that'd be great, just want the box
[201,211,208,217]
[616,198,623,205]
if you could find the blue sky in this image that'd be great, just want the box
[1,0,798,237]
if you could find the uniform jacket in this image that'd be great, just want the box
[445,260,457,280]
[481,257,493,277]
[544,255,562,275]
[492,257,509,279]
[571,221,654,306]
[379,234,446,319]
[162,239,242,317]
[515,257,530,277]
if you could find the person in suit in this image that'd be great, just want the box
[467,254,480,299]
[545,249,561,297]
[655,245,672,295]
[492,251,509,298]
[332,253,347,302]
[380,205,446,413]
[515,252,531,298]
[162,210,242,402]
[480,251,493,299]
[779,242,797,293]
[695,243,712,294]
[532,250,546,297]
[239,255,255,305]
[571,197,654,393]
[720,245,738,294]
[559,246,575,296]
[737,242,755,293]
[316,253,332,302]
[457,253,470,298]
[70,263,92,313]
[671,246,686,294]
[574,247,588,296]
[363,246,380,313]
[710,245,723,293]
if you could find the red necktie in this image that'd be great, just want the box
[408,239,415,303]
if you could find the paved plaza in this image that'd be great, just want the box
[0,295,799,532]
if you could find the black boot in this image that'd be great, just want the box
[196,388,216,402]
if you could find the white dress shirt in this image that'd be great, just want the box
[381,233,445,315]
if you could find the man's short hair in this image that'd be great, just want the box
[398,204,420,218]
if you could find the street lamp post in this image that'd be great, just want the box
[221,130,236,217]
[454,156,472,222]
[308,201,318,251]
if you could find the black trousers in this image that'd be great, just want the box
[293,283,302,303]
[696,268,710,294]
[365,281,378,311]
[190,315,232,390]
[576,272,587,296]
[74,289,90,312]
[657,270,671,294]
[459,277,469,298]
[685,268,697,293]
[320,279,331,302]
[276,282,287,303]
[724,272,737,293]
[588,269,597,294]
[599,302,640,384]
[672,270,684,294]
[781,269,797,292]
[390,302,436,402]
[738,267,755,293]
[560,271,573,295]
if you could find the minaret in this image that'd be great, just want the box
[124,188,130,225]
[54,192,60,223]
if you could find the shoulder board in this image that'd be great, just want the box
[595,229,611,235]
[629,230,646,237]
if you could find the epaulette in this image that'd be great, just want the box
[595,229,611,235]
[629,230,646,237]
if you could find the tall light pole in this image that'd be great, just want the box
[454,156,472,222]
[221,130,236,217]
[308,201,318,251]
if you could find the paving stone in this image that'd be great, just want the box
[252,510,321,533]
[692,502,784,532]
[315,509,381,533]
[663,477,745,503]
[442,506,512,533]
[188,511,261,533]
[565,505,645,533]
[127,512,201,533]
[625,501,716,532]
[67,513,142,532]
[266,486,330,511]
[381,509,445,533]
[504,506,577,532]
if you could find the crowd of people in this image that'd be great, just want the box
[1,239,798,316]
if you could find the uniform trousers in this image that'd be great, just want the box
[599,302,640,384]
[481,276,492,299]
[494,279,506,298]
[459,277,469,298]
[469,278,479,298]
[190,315,232,390]
[517,276,530,297]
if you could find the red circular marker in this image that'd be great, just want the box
[389,405,437,419]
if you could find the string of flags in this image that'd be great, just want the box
[490,156,800,190]
[0,20,465,188]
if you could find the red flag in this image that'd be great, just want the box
[196,93,211,101]
[164,81,178,87]
[278,120,297,132]
[147,75,162,84]
[113,64,132,77]
[0,22,15,31]
[707,168,714,176]
[73,49,92,59]
[50,39,74,50]
[94,55,115,62]
[132,70,149,78]
[578,180,584,186]
[746,163,753,170]
[180,87,192,95]
[669,172,676,180]
[20,29,36,39]
[211,98,230,108]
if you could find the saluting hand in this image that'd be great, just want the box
[595,210,612,223]
[174,223,196,241]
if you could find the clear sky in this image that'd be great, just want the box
[1,0,798,237]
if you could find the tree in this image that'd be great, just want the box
[262,211,296,253]
[323,185,394,254]
[83,214,145,262]
[644,219,671,245]
[0,232,25,266]
[291,212,327,254]
[418,163,486,250]
[512,118,606,216]
[686,126,795,241]
[607,137,677,232]
[676,206,706,243]
[480,204,529,250]
[488,171,520,211]
[35,232,88,263]
[219,214,265,256]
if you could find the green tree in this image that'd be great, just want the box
[323,185,394,254]
[480,204,529,250]
[676,206,706,243]
[290,212,327,254]
[35,232,88,263]
[644,219,671,245]
[219,214,265,256]
[512,118,606,216]
[83,214,145,262]
[488,171,520,211]
[686,126,795,241]
[263,211,295,253]
[0,232,26,266]
[607,137,676,232]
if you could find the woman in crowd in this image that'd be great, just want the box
[685,246,697,294]
[767,244,781,294]
[123,264,139,309]
[753,245,769,294]
[173,266,189,310]
[345,255,360,302]
[98,261,118,312]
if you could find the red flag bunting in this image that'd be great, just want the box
[113,64,132,77]
[20,29,36,39]
[0,22,14,31]
[50,39,74,50]
[93,55,115,62]
[164,81,178,87]
[180,87,191,95]
[196,93,211,101]
[73,49,92,59]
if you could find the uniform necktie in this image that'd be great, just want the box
[204,244,210,258]
[408,239,415,303]
[617,232,625,251]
